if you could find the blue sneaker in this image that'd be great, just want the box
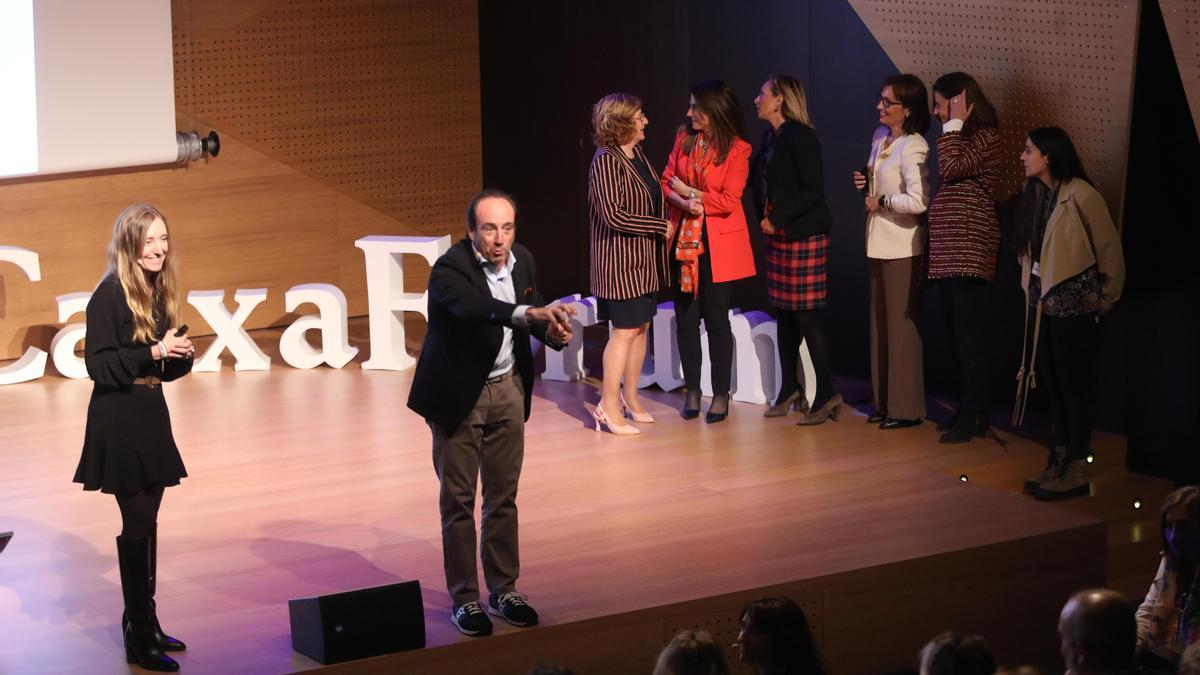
[451,601,493,636]
[488,591,539,627]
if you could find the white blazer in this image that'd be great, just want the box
[865,127,930,259]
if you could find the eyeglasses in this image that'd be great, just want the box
[878,97,902,108]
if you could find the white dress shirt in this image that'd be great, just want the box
[865,127,930,259]
[472,246,530,379]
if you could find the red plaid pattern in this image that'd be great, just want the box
[765,232,829,310]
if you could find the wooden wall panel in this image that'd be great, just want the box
[0,0,479,362]
[173,0,480,230]
[846,0,1139,223]
[1161,0,1200,133]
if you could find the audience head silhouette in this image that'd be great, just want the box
[1058,589,1136,675]
[653,629,729,675]
[919,632,997,675]
[737,597,825,675]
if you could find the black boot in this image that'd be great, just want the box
[148,524,186,651]
[122,527,187,652]
[936,410,959,432]
[117,536,180,672]
[938,411,988,444]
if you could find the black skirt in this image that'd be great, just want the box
[73,382,187,495]
[596,293,657,329]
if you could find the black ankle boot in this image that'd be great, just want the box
[705,393,729,424]
[938,411,987,444]
[148,524,186,651]
[118,536,180,672]
[936,410,958,432]
[682,389,702,420]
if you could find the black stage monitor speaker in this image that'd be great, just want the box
[288,580,424,664]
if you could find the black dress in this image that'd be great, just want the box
[73,274,190,495]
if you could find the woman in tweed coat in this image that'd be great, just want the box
[587,92,674,435]
[927,72,1004,443]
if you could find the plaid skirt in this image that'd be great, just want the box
[766,232,829,310]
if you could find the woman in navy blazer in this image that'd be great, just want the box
[749,74,840,425]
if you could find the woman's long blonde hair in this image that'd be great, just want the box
[106,204,181,343]
[768,74,813,128]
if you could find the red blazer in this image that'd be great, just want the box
[661,132,756,284]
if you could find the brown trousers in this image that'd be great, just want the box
[868,256,926,420]
[429,371,524,607]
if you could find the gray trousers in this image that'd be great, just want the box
[868,256,926,420]
[429,371,524,607]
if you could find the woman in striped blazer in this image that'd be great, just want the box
[587,92,674,435]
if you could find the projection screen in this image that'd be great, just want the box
[0,0,177,179]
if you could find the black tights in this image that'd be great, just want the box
[116,485,164,538]
[776,309,835,410]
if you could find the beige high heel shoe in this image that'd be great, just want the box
[591,403,640,435]
[620,393,654,423]
[796,393,843,426]
[764,390,808,417]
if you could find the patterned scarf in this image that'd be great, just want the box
[676,135,710,296]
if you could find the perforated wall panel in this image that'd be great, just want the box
[847,0,1139,220]
[1161,0,1200,134]
[173,0,481,231]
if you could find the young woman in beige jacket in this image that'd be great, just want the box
[1012,126,1125,501]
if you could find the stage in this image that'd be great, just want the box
[0,329,1172,674]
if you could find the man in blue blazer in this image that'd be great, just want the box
[407,189,573,637]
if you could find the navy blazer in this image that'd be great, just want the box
[407,238,558,431]
[750,120,833,241]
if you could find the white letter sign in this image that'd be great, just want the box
[279,284,358,369]
[355,235,450,371]
[0,246,47,384]
[188,288,271,372]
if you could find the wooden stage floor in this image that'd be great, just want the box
[0,345,1174,674]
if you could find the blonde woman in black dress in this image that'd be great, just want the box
[73,204,195,672]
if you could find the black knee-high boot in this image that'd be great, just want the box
[117,536,179,672]
[148,524,186,651]
[121,527,186,652]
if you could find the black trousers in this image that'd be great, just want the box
[936,277,993,415]
[675,251,734,395]
[1038,313,1098,461]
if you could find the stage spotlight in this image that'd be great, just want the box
[175,130,220,164]
[959,474,968,483]
[1133,498,1143,510]
[1086,453,1095,464]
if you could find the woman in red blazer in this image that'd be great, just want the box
[661,80,756,422]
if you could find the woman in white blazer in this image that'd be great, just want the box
[853,74,931,429]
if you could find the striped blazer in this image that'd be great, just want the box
[587,145,671,300]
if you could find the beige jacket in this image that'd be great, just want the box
[1018,177,1125,312]
[1012,178,1125,424]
